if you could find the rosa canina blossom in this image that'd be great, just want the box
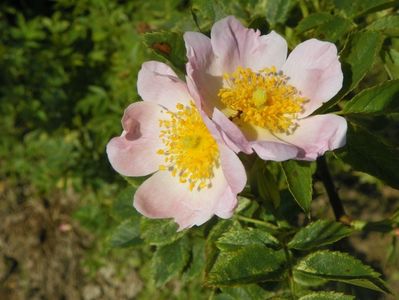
[184,16,347,161]
[106,61,246,230]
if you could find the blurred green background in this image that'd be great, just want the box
[1,0,399,299]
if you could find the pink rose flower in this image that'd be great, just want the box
[106,61,246,230]
[184,16,347,161]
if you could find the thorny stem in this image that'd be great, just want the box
[317,156,350,223]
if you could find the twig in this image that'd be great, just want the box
[317,156,350,224]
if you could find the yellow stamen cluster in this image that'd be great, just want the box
[218,66,308,134]
[157,102,220,191]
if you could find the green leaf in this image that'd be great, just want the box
[183,238,206,281]
[368,15,399,36]
[294,270,328,287]
[294,250,391,293]
[318,30,384,114]
[296,251,378,277]
[288,220,354,250]
[342,80,399,114]
[216,228,280,251]
[333,0,398,18]
[207,245,286,286]
[265,0,296,26]
[257,165,281,208]
[299,291,354,300]
[296,13,354,42]
[140,218,185,246]
[144,31,186,72]
[112,186,140,220]
[343,31,384,93]
[281,160,313,214]
[109,218,142,248]
[205,220,236,275]
[152,236,190,286]
[338,123,399,189]
[221,284,271,300]
[191,0,228,32]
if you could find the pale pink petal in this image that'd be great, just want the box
[251,141,299,161]
[106,102,164,177]
[246,31,287,71]
[184,32,215,73]
[211,16,287,73]
[219,144,247,194]
[276,114,347,161]
[186,59,224,114]
[282,39,343,116]
[137,61,191,110]
[134,166,230,230]
[212,108,253,154]
[214,187,237,219]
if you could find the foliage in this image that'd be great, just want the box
[2,0,399,299]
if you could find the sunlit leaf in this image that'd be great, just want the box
[294,250,391,293]
[299,291,354,300]
[205,220,237,275]
[288,220,354,250]
[207,245,286,285]
[216,227,280,251]
[342,80,399,114]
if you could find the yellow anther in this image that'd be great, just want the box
[219,66,307,134]
[157,102,220,191]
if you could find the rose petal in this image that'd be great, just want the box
[276,114,347,160]
[212,108,253,154]
[106,102,164,176]
[210,16,287,73]
[282,39,343,116]
[184,32,215,73]
[134,165,230,230]
[137,61,191,110]
[251,141,299,161]
[219,144,247,194]
[214,187,237,219]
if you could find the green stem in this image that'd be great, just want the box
[236,215,278,231]
[283,245,296,299]
[299,0,309,18]
[311,0,320,11]
[384,64,394,80]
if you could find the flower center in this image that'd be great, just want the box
[218,66,308,134]
[157,102,220,191]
